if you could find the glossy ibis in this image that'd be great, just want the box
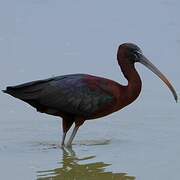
[3,43,178,147]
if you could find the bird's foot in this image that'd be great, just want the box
[66,142,72,148]
[58,142,66,149]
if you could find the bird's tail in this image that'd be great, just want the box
[2,89,7,93]
[2,86,25,99]
[2,83,43,100]
[2,78,54,100]
[2,87,15,94]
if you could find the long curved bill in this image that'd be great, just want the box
[138,53,178,102]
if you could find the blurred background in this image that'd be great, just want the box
[0,0,179,179]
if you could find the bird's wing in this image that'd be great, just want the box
[38,74,114,116]
[6,74,114,116]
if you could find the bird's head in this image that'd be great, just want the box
[117,43,178,102]
[117,43,143,64]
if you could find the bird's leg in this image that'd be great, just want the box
[66,127,78,147]
[61,133,66,147]
[66,117,85,147]
[61,117,74,147]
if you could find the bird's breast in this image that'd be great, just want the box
[83,75,126,119]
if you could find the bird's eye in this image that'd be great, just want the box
[132,50,142,62]
[133,52,138,59]
[129,51,139,62]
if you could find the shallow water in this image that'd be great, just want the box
[37,146,135,180]
[0,0,180,180]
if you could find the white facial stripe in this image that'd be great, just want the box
[136,50,143,55]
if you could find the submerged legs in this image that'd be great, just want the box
[61,116,85,147]
[66,118,85,147]
[61,133,66,147]
[66,126,79,147]
[61,117,74,146]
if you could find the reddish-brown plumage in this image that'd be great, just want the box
[83,75,135,119]
[3,43,177,146]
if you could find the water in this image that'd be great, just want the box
[37,146,135,180]
[0,0,180,179]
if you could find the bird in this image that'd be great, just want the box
[3,43,178,147]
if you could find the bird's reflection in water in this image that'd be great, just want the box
[37,147,135,180]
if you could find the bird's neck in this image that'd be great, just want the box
[119,60,142,105]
